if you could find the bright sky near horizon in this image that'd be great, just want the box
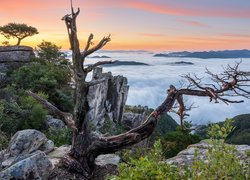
[0,0,250,51]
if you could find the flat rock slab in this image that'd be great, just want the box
[0,46,34,62]
[95,154,120,166]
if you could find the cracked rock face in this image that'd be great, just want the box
[86,67,129,129]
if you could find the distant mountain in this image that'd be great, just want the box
[154,49,250,59]
[226,114,250,145]
[89,55,111,58]
[167,61,194,66]
[194,114,250,145]
[101,60,149,67]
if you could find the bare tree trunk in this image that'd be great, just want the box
[16,38,21,46]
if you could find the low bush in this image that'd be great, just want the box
[111,119,249,180]
[45,128,72,147]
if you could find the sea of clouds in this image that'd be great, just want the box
[83,51,250,125]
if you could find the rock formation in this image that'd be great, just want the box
[87,67,129,129]
[46,115,66,130]
[0,129,54,179]
[0,46,34,88]
[167,140,250,167]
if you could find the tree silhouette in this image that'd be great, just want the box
[0,23,38,45]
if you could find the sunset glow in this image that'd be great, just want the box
[0,0,249,51]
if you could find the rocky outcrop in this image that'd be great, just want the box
[167,140,250,167]
[48,145,71,168]
[0,46,34,88]
[0,151,52,180]
[0,129,54,179]
[122,112,147,129]
[46,115,65,130]
[87,67,129,129]
[95,154,120,166]
[0,46,34,73]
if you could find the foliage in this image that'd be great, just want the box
[124,105,178,136]
[35,41,70,65]
[109,140,181,180]
[161,129,201,158]
[0,128,8,150]
[184,141,248,180]
[11,62,72,112]
[0,93,48,137]
[99,117,126,135]
[183,119,248,179]
[0,23,38,45]
[195,115,250,145]
[154,114,178,136]
[45,128,72,147]
[207,118,235,139]
[226,114,250,145]
[1,41,10,46]
[112,119,249,180]
[124,105,153,115]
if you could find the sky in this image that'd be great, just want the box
[0,0,250,51]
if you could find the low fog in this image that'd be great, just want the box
[84,51,250,125]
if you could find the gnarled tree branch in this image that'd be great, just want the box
[82,35,111,58]
[27,91,77,131]
[84,61,113,73]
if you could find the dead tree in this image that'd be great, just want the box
[28,3,250,178]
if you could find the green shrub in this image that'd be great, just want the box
[0,128,8,150]
[109,140,181,180]
[183,141,248,180]
[11,62,72,112]
[45,128,72,147]
[100,117,126,135]
[161,129,201,158]
[35,41,70,66]
[112,118,249,179]
[226,114,250,145]
[183,120,248,179]
[0,95,48,137]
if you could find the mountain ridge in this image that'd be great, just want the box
[154,49,250,59]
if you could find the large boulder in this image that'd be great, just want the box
[0,46,34,63]
[0,151,52,180]
[167,140,250,167]
[95,154,120,166]
[47,145,71,168]
[46,115,65,130]
[0,129,54,170]
[86,67,129,129]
